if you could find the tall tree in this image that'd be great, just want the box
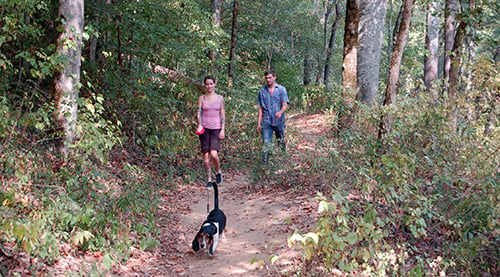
[447,0,469,133]
[207,0,223,66]
[424,1,441,96]
[338,0,359,131]
[212,0,222,27]
[304,50,314,85]
[379,0,415,138]
[227,0,238,89]
[52,0,84,156]
[385,2,403,78]
[356,0,388,106]
[341,0,359,91]
[315,0,336,85]
[383,0,414,106]
[443,0,459,97]
[324,1,343,89]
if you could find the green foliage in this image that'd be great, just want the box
[299,85,342,114]
[1,0,499,275]
[74,93,122,162]
[289,193,397,275]
[286,94,499,276]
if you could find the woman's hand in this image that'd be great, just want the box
[196,125,205,135]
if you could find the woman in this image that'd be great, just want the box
[197,76,225,187]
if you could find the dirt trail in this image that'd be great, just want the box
[154,173,317,277]
[43,113,325,276]
[146,113,326,276]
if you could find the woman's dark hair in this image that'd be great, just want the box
[204,76,216,83]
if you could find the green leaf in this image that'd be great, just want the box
[318,200,330,213]
[72,230,94,246]
[270,255,279,264]
[86,102,95,114]
[288,232,304,246]
[345,232,358,245]
[103,253,113,270]
[364,209,376,224]
[305,232,319,244]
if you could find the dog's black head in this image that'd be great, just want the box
[192,223,218,254]
[192,223,216,251]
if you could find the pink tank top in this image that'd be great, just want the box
[201,95,222,129]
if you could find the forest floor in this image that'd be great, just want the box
[45,113,332,276]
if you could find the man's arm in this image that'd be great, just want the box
[257,105,263,132]
[275,101,287,118]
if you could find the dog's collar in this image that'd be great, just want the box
[202,222,219,234]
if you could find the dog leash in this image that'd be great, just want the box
[206,187,210,214]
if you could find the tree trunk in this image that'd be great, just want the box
[207,0,223,69]
[227,0,238,89]
[315,1,334,85]
[443,0,459,98]
[383,0,414,107]
[379,0,415,139]
[424,1,440,96]
[53,0,84,157]
[89,31,98,62]
[385,0,394,76]
[212,0,222,27]
[324,2,343,89]
[341,0,358,91]
[448,21,466,133]
[356,0,388,106]
[303,50,314,85]
[338,0,359,131]
[386,3,403,79]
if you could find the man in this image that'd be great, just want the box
[257,69,289,164]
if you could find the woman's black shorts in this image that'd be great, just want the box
[199,128,221,153]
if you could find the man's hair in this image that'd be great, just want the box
[264,69,276,76]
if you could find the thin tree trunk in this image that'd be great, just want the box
[303,50,313,85]
[337,0,358,131]
[315,1,333,85]
[379,0,415,139]
[356,0,388,106]
[53,0,84,157]
[208,0,223,69]
[227,0,238,89]
[385,0,394,75]
[386,3,403,79]
[115,16,123,66]
[89,31,98,62]
[448,21,466,133]
[443,0,459,98]
[341,0,358,91]
[383,0,414,107]
[212,0,222,27]
[324,2,342,89]
[424,1,440,96]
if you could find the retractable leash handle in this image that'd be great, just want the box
[196,127,205,135]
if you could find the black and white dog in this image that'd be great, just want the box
[192,182,226,256]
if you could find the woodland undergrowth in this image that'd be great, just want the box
[0,77,498,276]
[284,87,499,276]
